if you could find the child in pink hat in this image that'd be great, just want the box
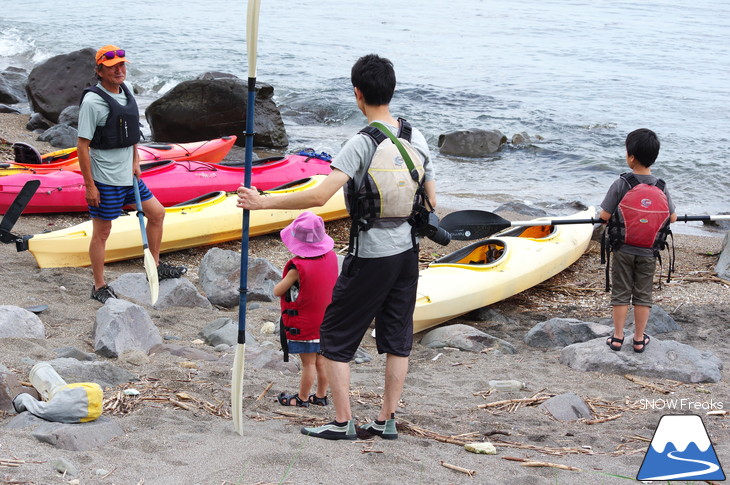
[274,211,339,407]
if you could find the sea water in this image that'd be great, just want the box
[1,0,728,234]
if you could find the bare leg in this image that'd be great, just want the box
[297,353,317,402]
[611,304,629,340]
[633,305,651,349]
[90,218,112,289]
[324,357,351,422]
[314,353,329,398]
[377,354,408,421]
[140,196,165,264]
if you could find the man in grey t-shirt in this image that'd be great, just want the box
[78,45,185,303]
[238,54,436,440]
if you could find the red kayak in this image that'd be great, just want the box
[0,153,332,214]
[0,136,237,176]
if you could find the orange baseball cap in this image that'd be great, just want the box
[96,45,130,67]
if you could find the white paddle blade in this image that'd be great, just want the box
[144,249,159,304]
[246,0,261,78]
[231,343,246,435]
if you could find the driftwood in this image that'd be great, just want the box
[503,456,582,471]
[440,461,477,476]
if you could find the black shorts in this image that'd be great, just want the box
[319,249,419,362]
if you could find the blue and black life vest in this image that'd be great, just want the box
[80,83,141,149]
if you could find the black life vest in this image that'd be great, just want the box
[80,83,141,149]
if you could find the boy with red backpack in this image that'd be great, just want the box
[599,128,677,353]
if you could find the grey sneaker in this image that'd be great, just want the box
[301,420,356,440]
[359,414,398,440]
[90,285,117,303]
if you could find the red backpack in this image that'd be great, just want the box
[601,173,674,290]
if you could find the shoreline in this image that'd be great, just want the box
[1,111,729,485]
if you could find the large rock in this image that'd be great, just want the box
[25,48,97,123]
[524,318,611,348]
[93,299,163,358]
[0,305,45,339]
[0,67,28,104]
[37,123,78,148]
[110,273,212,310]
[438,128,506,157]
[41,358,137,390]
[421,324,516,354]
[145,77,287,148]
[716,231,730,281]
[31,416,123,451]
[198,248,280,308]
[560,336,723,383]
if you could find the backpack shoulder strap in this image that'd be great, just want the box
[620,172,640,189]
[655,178,666,191]
[359,126,387,146]
[397,117,412,142]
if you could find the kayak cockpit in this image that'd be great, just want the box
[432,224,557,267]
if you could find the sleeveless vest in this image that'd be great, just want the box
[280,252,338,341]
[80,83,141,149]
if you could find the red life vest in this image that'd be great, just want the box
[280,251,338,341]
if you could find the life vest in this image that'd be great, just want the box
[601,172,674,290]
[344,118,425,231]
[80,83,141,149]
[279,252,338,359]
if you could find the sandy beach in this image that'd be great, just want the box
[1,113,729,485]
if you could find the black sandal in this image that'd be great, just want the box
[606,335,624,351]
[633,334,651,353]
[308,394,328,406]
[277,392,308,407]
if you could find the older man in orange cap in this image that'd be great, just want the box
[77,45,186,303]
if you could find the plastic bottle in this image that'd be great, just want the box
[488,379,525,392]
[29,362,67,401]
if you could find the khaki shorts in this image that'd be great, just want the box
[611,250,656,307]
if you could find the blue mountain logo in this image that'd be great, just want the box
[637,414,725,481]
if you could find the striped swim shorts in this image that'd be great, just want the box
[88,180,153,220]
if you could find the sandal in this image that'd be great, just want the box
[277,392,308,407]
[606,335,624,351]
[633,334,651,353]
[308,394,328,406]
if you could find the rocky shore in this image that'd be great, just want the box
[1,113,729,485]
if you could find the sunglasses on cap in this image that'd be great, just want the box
[98,49,126,62]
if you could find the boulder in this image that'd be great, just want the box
[145,77,287,148]
[58,105,80,128]
[0,68,28,104]
[524,318,611,348]
[560,336,723,383]
[198,248,279,308]
[0,305,45,339]
[421,324,516,354]
[35,358,137,390]
[538,393,593,421]
[37,123,78,148]
[93,299,163,358]
[438,128,506,157]
[31,416,124,451]
[26,112,53,131]
[110,273,212,310]
[25,48,97,123]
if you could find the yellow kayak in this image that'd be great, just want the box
[23,175,348,268]
[413,207,595,333]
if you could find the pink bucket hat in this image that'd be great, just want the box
[280,211,334,258]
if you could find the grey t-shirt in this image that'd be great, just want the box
[600,173,676,257]
[77,82,136,186]
[332,121,434,258]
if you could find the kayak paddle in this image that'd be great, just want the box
[132,176,159,304]
[440,209,730,241]
[0,179,40,249]
[233,0,261,436]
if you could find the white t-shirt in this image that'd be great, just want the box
[332,121,434,258]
